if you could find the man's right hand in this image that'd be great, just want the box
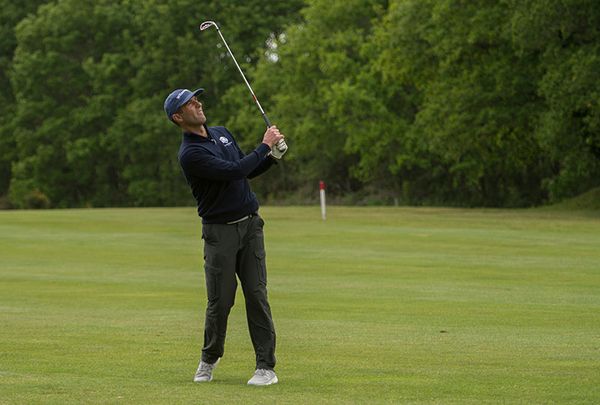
[262,126,284,149]
[262,126,288,159]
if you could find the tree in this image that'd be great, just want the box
[356,0,551,206]
[225,0,388,201]
[511,0,600,201]
[7,0,304,207]
[8,0,139,207]
[106,0,305,206]
[0,0,48,202]
[4,0,599,208]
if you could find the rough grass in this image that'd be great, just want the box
[1,206,599,404]
[546,186,600,211]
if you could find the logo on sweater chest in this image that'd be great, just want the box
[219,136,232,147]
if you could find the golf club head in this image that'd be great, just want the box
[200,21,219,31]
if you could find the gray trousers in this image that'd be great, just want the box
[200,214,276,370]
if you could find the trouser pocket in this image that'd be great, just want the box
[254,250,267,285]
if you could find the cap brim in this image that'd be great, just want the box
[177,88,205,109]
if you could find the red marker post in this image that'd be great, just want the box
[319,180,326,220]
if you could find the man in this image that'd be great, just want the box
[164,88,286,386]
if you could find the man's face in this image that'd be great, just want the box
[173,96,206,127]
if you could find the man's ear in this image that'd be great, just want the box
[172,112,183,126]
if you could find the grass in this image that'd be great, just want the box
[1,206,599,404]
[546,186,600,211]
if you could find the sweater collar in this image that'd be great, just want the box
[183,124,211,143]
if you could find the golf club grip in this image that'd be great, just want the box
[262,113,272,128]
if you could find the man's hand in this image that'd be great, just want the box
[271,139,288,159]
[262,126,288,159]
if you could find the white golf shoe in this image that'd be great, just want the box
[193,358,220,382]
[247,369,278,386]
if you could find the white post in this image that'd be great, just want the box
[319,180,326,220]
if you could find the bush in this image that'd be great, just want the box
[0,195,12,209]
[9,175,51,209]
[24,189,51,209]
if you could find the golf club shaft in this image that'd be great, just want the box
[212,25,272,128]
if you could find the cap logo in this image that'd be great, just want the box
[176,90,187,99]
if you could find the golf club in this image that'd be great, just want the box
[199,20,287,155]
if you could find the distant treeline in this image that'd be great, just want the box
[1,0,599,208]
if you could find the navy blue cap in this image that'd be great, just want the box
[164,88,204,121]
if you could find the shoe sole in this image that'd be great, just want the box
[247,376,278,386]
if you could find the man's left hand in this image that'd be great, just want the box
[270,139,288,159]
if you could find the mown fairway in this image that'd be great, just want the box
[1,206,599,404]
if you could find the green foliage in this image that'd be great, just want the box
[0,0,47,196]
[2,0,303,208]
[234,0,599,206]
[545,186,600,211]
[1,0,599,208]
[510,0,600,201]
[9,0,135,207]
[226,0,387,198]
[390,0,549,206]
[24,189,50,209]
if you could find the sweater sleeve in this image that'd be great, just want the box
[228,129,276,179]
[181,143,271,181]
[248,155,277,179]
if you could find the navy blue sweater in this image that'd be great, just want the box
[178,125,276,224]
